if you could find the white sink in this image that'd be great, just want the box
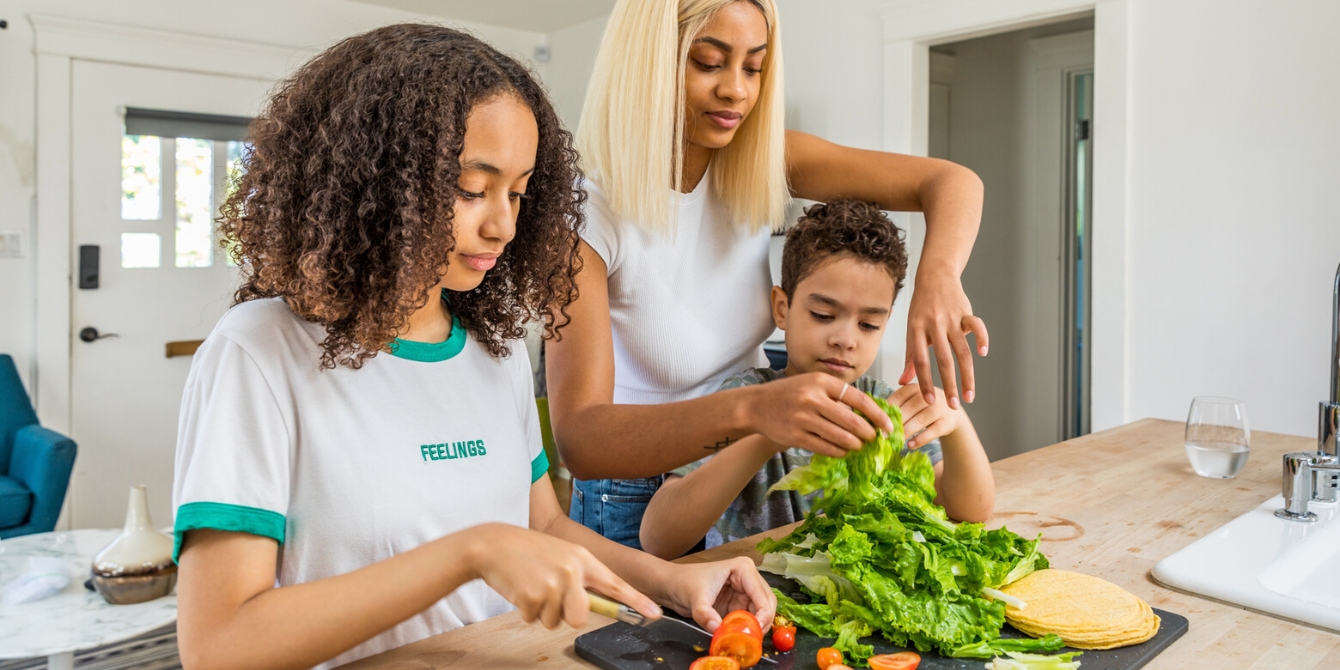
[1152,495,1340,631]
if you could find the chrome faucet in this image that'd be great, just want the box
[1277,262,1340,522]
[1323,261,1340,457]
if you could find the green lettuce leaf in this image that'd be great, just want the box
[756,393,1070,665]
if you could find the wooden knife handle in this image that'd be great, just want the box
[586,592,645,626]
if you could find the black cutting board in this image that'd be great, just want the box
[576,574,1188,670]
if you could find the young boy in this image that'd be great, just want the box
[640,198,995,560]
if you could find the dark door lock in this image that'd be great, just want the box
[78,245,100,289]
[79,327,120,343]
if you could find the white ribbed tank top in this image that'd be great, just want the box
[580,173,774,405]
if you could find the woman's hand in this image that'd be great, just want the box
[889,383,964,449]
[467,523,661,630]
[742,372,896,457]
[659,557,777,633]
[899,271,988,410]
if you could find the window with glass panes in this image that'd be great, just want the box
[119,108,250,269]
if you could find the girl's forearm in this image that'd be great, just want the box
[177,527,491,670]
[640,436,777,560]
[933,416,995,522]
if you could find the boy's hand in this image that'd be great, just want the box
[659,557,776,634]
[890,383,964,449]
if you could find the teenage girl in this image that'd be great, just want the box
[172,25,773,670]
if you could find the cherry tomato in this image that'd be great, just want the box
[869,652,921,670]
[717,610,764,642]
[816,647,845,670]
[710,631,763,668]
[689,657,741,670]
[771,625,796,653]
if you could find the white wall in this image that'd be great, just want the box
[545,13,609,131]
[1123,0,1340,437]
[0,0,545,413]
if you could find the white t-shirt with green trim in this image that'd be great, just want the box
[172,298,548,669]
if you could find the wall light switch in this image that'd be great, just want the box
[0,230,21,258]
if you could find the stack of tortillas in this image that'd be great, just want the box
[999,569,1160,649]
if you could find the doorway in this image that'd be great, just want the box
[927,17,1094,459]
[68,61,271,528]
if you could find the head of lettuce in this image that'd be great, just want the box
[756,395,1065,662]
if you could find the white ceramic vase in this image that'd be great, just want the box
[91,485,177,605]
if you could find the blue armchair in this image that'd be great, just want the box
[0,354,77,538]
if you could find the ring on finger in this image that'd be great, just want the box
[838,383,849,403]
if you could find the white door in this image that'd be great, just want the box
[69,61,274,529]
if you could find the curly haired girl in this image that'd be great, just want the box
[171,24,772,670]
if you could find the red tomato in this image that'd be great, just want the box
[869,652,921,670]
[771,625,796,653]
[710,631,763,668]
[689,657,741,670]
[816,647,845,670]
[717,610,764,642]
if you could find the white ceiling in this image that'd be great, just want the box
[351,0,618,33]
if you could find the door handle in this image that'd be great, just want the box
[165,340,204,358]
[79,327,120,343]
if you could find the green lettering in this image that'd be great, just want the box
[477,440,486,456]
[467,441,478,457]
[434,444,445,460]
[421,445,431,461]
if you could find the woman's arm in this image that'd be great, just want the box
[786,130,989,411]
[545,242,893,481]
[177,522,657,670]
[639,435,778,560]
[529,473,776,631]
[889,384,995,522]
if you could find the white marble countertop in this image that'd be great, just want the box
[0,528,177,659]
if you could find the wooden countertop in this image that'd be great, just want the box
[342,419,1340,669]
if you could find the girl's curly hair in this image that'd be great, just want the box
[219,23,583,368]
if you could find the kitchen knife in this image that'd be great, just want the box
[586,592,777,664]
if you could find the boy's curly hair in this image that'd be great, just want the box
[219,24,583,368]
[780,198,907,300]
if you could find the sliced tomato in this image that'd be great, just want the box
[828,665,855,670]
[689,656,741,670]
[710,631,763,668]
[771,625,796,653]
[717,610,765,642]
[869,652,921,670]
[815,647,844,670]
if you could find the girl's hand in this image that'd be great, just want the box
[744,372,896,457]
[899,272,988,410]
[890,383,964,449]
[660,557,777,633]
[467,524,661,629]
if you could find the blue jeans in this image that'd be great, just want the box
[569,476,663,550]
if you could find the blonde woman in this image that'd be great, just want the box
[547,0,990,549]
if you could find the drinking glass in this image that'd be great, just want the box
[1185,397,1250,479]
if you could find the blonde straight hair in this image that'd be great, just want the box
[576,0,788,235]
